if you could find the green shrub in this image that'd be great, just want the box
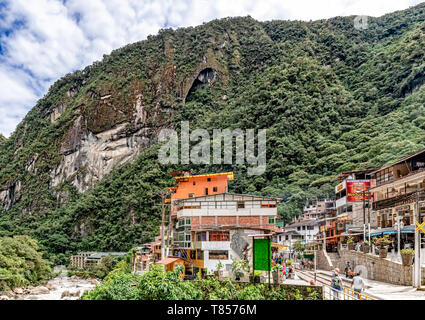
[401,248,415,256]
[0,236,52,291]
[236,285,265,300]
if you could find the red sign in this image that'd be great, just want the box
[346,180,370,202]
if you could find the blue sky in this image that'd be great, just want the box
[0,0,423,137]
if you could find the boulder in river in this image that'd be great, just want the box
[61,290,70,298]
[13,288,24,294]
[31,286,49,295]
[46,283,56,290]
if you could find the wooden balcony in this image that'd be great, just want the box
[372,189,425,211]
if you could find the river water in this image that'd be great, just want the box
[0,266,99,300]
[23,276,98,300]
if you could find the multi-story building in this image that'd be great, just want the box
[370,148,425,239]
[302,199,335,220]
[69,252,127,269]
[333,169,377,231]
[277,219,321,245]
[172,192,281,273]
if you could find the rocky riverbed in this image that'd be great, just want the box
[0,276,100,300]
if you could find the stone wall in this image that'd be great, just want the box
[330,249,418,286]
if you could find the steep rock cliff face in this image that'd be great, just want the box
[0,18,233,212]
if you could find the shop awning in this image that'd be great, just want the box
[271,243,288,250]
[315,235,343,241]
[370,225,415,236]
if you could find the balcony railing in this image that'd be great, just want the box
[373,189,425,211]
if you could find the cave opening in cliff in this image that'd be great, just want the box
[185,67,216,102]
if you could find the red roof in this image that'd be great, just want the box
[155,257,183,265]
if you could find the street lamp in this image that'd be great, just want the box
[394,216,404,261]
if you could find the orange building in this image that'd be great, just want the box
[169,171,233,200]
[168,171,234,216]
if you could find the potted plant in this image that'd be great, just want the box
[214,261,224,279]
[347,236,355,250]
[249,270,261,283]
[286,260,295,279]
[232,259,248,282]
[400,248,414,266]
[272,264,282,284]
[376,235,392,258]
[362,240,371,253]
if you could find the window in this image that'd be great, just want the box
[209,250,228,260]
[261,203,277,208]
[205,188,209,195]
[237,201,245,209]
[209,231,230,241]
[190,250,196,260]
[207,178,211,182]
[307,226,314,230]
[193,181,196,185]
[213,186,218,192]
[197,249,204,260]
[268,217,275,224]
[196,232,207,241]
[188,193,194,198]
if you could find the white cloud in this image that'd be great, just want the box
[0,0,423,137]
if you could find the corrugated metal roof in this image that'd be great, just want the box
[155,257,183,265]
[86,252,127,260]
[370,148,425,175]
[175,192,282,203]
[175,172,234,181]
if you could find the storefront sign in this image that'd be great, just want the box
[335,181,346,193]
[396,205,410,211]
[346,179,371,202]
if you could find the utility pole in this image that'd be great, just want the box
[323,222,326,252]
[314,248,317,284]
[414,187,421,288]
[367,183,371,245]
[156,189,171,260]
[363,189,366,243]
[167,201,173,257]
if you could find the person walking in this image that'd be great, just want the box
[351,272,365,299]
[331,268,343,300]
[344,262,351,278]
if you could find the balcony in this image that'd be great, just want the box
[372,189,425,211]
[192,241,231,251]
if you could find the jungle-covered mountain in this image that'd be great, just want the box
[1,4,425,260]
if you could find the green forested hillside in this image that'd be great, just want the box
[1,4,425,259]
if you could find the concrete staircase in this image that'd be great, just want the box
[327,252,341,270]
[316,250,334,271]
